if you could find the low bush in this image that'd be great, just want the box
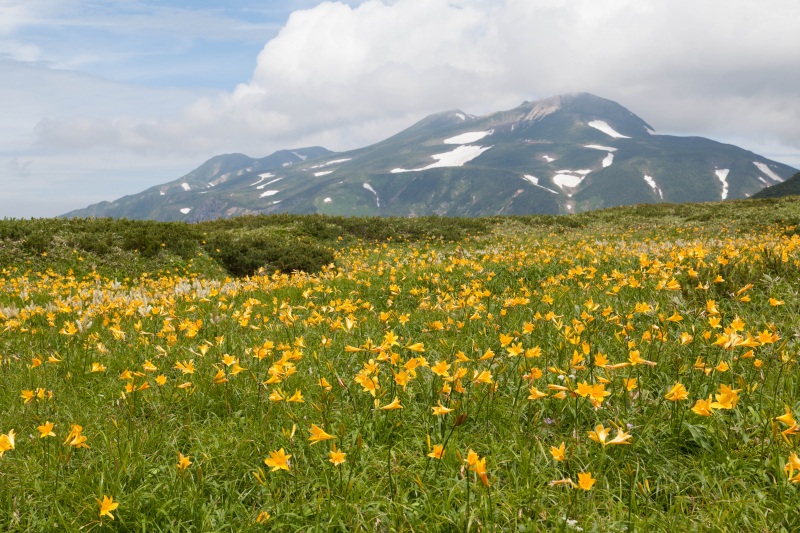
[206,232,334,277]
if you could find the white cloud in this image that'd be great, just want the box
[3,0,800,217]
[32,0,800,158]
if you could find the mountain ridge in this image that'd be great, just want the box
[64,93,797,220]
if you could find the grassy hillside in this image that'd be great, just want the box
[753,171,800,199]
[3,200,800,530]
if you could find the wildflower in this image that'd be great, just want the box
[97,495,119,520]
[776,405,797,427]
[268,389,284,402]
[64,424,89,448]
[786,452,800,482]
[174,360,195,374]
[90,362,106,373]
[711,384,740,410]
[328,444,346,466]
[213,369,228,384]
[550,442,566,462]
[528,387,548,400]
[286,389,304,403]
[577,472,596,491]
[256,511,271,523]
[665,382,689,402]
[264,448,291,471]
[607,429,633,445]
[472,456,490,487]
[431,360,450,378]
[428,444,445,460]
[393,370,410,390]
[379,397,403,410]
[472,369,493,385]
[431,401,454,415]
[628,350,655,366]
[37,422,56,438]
[499,332,514,346]
[354,373,379,396]
[691,395,715,416]
[525,346,542,358]
[0,429,15,457]
[177,453,192,470]
[588,383,611,406]
[308,424,336,445]
[506,343,525,357]
[587,424,610,445]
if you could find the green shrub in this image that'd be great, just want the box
[207,233,334,277]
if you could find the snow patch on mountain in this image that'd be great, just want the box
[180,208,191,214]
[584,144,617,152]
[391,145,492,173]
[444,130,493,145]
[757,177,770,186]
[522,175,559,194]
[363,183,380,207]
[455,113,466,121]
[257,178,283,190]
[292,152,308,161]
[260,190,279,197]
[324,197,332,203]
[310,158,352,169]
[643,175,664,200]
[553,172,587,189]
[315,171,334,177]
[753,161,783,182]
[714,169,730,200]
[181,183,191,191]
[602,153,614,168]
[542,155,556,163]
[588,121,630,139]
[251,173,275,187]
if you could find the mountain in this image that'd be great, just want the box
[751,171,800,199]
[64,93,797,220]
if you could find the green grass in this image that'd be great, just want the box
[2,200,800,530]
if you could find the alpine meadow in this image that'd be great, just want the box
[3,198,800,531]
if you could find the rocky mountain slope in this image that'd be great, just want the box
[64,93,797,220]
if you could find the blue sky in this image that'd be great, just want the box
[2,0,799,217]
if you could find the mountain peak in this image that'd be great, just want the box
[63,93,798,220]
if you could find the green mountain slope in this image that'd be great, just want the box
[64,93,797,220]
[752,171,800,199]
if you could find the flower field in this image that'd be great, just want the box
[2,201,800,531]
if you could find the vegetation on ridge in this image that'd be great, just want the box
[2,198,800,530]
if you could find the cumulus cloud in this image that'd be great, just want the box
[6,157,32,178]
[29,0,800,161]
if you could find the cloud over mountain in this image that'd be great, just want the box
[32,0,800,158]
[3,0,800,217]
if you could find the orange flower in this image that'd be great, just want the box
[308,424,337,445]
[264,448,291,471]
[97,495,119,520]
